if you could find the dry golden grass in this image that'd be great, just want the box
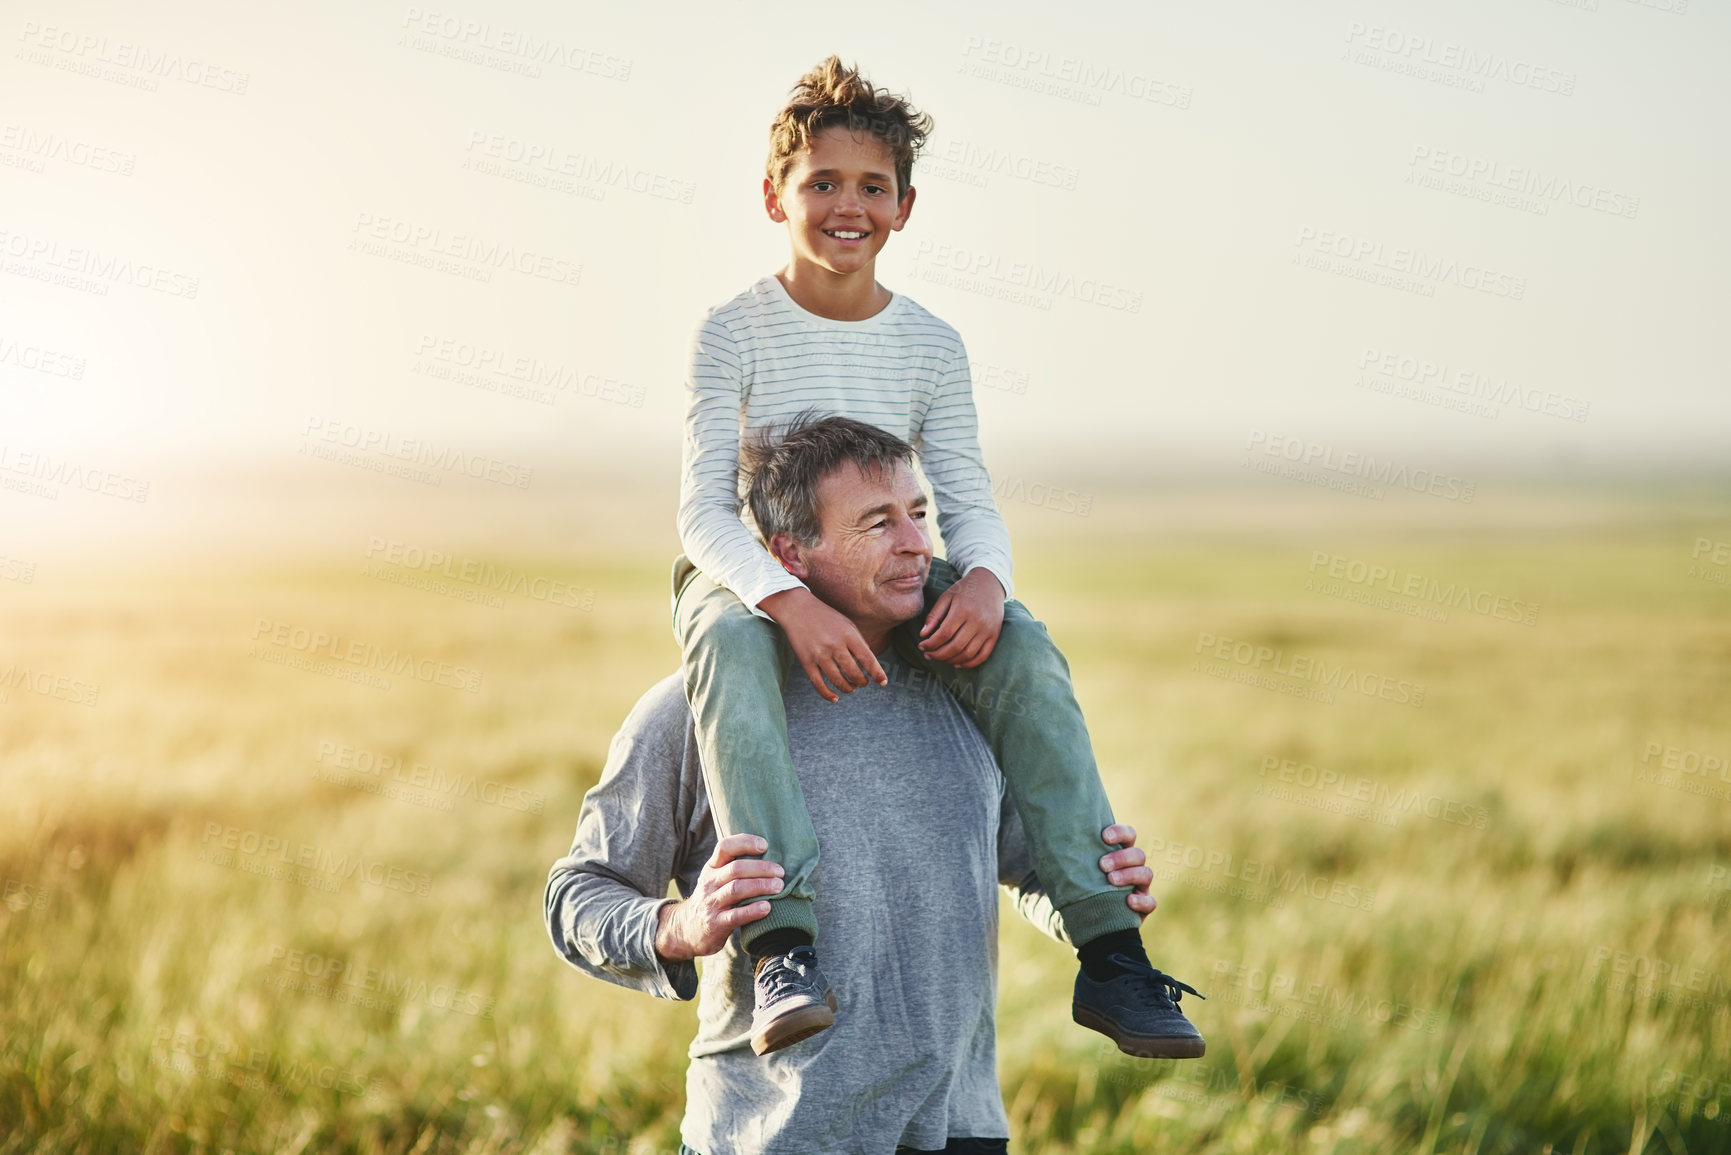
[3,494,1729,1154]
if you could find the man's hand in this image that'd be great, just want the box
[1100,824,1156,923]
[760,586,888,703]
[918,569,1005,669]
[654,834,784,962]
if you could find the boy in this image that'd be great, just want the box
[674,55,1203,1060]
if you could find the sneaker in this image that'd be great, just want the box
[1072,953,1206,1059]
[750,945,839,1056]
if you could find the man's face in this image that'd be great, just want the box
[765,125,914,279]
[781,458,932,640]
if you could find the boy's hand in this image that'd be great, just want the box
[654,834,784,961]
[1100,824,1156,922]
[759,586,888,703]
[919,568,1005,669]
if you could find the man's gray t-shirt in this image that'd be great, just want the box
[545,648,1068,1155]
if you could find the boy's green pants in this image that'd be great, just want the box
[672,554,1141,951]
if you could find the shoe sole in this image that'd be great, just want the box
[751,989,839,1056]
[1072,1003,1206,1059]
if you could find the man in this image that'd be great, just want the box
[544,417,1203,1154]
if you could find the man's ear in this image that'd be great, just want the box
[763,177,786,224]
[769,531,810,579]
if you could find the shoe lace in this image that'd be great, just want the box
[758,950,817,1000]
[1109,953,1205,1009]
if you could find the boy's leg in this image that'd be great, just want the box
[891,557,1204,1059]
[671,556,820,949]
[890,557,1139,945]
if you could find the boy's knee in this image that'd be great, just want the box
[692,603,778,657]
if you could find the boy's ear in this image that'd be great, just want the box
[763,177,787,223]
[769,531,810,579]
[891,185,916,231]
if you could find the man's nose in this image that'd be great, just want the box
[893,515,932,556]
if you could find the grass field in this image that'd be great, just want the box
[3,494,1729,1154]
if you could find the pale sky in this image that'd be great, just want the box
[2,0,1726,554]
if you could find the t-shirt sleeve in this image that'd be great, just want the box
[917,337,1015,599]
[544,679,705,1000]
[676,313,807,618]
[995,781,1070,946]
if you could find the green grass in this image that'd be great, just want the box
[3,514,1729,1154]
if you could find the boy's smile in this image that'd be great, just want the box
[765,124,915,318]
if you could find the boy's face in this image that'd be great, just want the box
[765,125,915,280]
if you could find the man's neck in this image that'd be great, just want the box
[777,265,892,322]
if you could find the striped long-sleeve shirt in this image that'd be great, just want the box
[677,275,1015,618]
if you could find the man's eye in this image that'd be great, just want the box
[912,509,927,520]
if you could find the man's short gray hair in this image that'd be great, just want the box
[742,414,918,548]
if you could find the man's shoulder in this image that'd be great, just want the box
[613,672,696,755]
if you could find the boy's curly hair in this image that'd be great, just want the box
[767,55,933,197]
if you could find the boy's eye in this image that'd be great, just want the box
[812,181,834,192]
[863,185,886,196]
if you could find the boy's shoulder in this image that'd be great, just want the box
[697,276,964,347]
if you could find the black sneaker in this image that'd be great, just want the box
[750,945,839,1056]
[1073,953,1206,1059]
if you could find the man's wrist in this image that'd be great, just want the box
[653,899,691,963]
